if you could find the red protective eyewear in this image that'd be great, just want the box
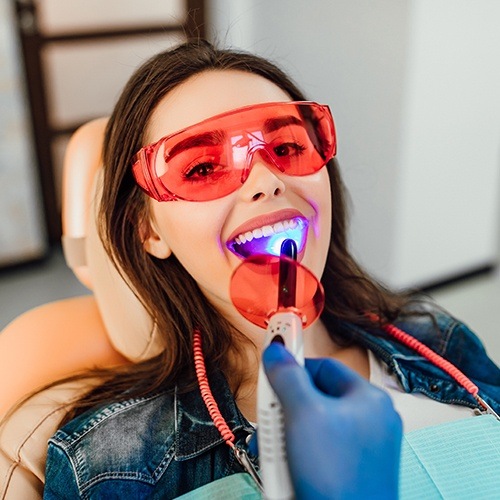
[132,101,336,202]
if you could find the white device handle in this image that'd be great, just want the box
[257,310,303,500]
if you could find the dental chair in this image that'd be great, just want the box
[0,119,164,499]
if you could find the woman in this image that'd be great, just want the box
[43,40,499,498]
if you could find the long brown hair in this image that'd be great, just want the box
[59,40,409,423]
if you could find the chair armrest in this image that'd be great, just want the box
[0,380,97,499]
[0,295,128,419]
[0,295,129,498]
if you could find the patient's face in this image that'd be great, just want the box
[141,70,332,331]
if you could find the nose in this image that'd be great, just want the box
[238,154,286,202]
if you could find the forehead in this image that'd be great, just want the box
[146,70,292,144]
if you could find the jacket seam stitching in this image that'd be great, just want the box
[439,317,456,354]
[55,393,166,447]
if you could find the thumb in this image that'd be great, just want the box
[263,343,316,411]
[305,357,367,398]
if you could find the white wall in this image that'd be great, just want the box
[208,0,500,289]
[393,1,500,287]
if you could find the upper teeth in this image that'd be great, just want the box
[234,218,300,245]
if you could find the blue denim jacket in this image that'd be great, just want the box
[44,310,500,499]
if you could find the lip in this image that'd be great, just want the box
[227,208,306,243]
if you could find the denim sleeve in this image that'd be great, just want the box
[43,442,81,499]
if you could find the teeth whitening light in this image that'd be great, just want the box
[257,239,300,499]
[230,239,325,499]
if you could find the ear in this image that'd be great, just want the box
[140,219,172,259]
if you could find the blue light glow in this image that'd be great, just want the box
[263,226,306,256]
[228,218,308,258]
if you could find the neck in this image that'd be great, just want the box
[228,319,370,423]
[226,342,260,423]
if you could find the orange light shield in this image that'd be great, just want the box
[230,254,325,329]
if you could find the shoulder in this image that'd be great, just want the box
[393,302,500,386]
[47,391,176,490]
[53,390,175,449]
[45,382,250,498]
[393,302,466,353]
[394,302,490,355]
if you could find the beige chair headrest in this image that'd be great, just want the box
[86,171,164,361]
[62,119,164,362]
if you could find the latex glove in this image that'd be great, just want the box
[263,343,402,500]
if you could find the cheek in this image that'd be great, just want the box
[321,176,333,241]
[151,199,233,278]
[301,170,332,278]
[153,200,224,245]
[304,170,332,239]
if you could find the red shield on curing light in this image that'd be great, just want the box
[230,254,325,329]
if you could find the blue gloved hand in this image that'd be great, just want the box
[263,343,402,500]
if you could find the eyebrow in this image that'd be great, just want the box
[166,129,226,157]
[164,115,302,157]
[263,115,303,133]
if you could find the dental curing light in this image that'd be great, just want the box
[230,239,325,499]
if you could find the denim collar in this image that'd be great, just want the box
[174,370,254,460]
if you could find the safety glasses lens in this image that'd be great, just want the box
[134,102,336,201]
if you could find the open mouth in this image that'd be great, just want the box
[227,216,309,258]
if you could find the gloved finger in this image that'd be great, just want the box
[246,430,258,458]
[306,358,401,430]
[305,357,369,398]
[263,343,317,411]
